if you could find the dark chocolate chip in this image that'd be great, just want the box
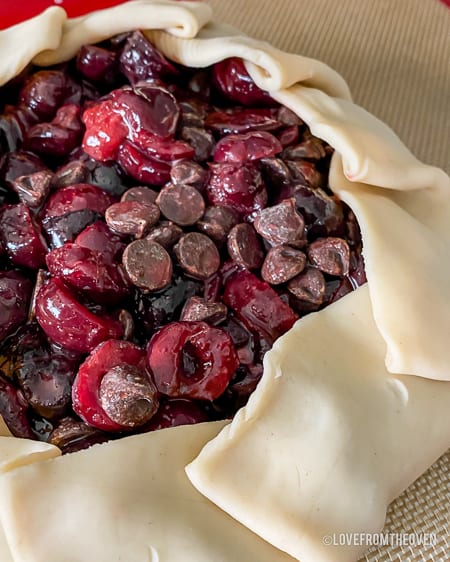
[180,126,215,161]
[227,223,264,270]
[282,137,327,161]
[254,198,305,246]
[174,232,220,279]
[307,237,350,276]
[170,159,209,188]
[122,239,173,291]
[145,221,183,249]
[261,246,306,285]
[156,183,205,226]
[48,416,100,449]
[54,160,90,188]
[105,201,160,238]
[180,296,228,325]
[287,266,326,305]
[286,159,324,188]
[120,186,158,205]
[99,365,158,428]
[12,169,54,208]
[197,205,240,245]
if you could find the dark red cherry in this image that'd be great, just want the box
[213,131,282,164]
[212,58,273,106]
[76,45,119,85]
[142,398,208,431]
[0,204,48,269]
[147,321,239,401]
[46,243,130,304]
[117,141,171,186]
[224,269,298,342]
[42,183,116,221]
[19,70,82,121]
[206,163,267,217]
[0,271,33,340]
[0,376,34,439]
[72,339,157,432]
[206,108,279,135]
[120,31,179,84]
[35,278,124,353]
[75,221,126,262]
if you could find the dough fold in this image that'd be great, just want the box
[187,287,450,561]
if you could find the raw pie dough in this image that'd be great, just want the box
[0,1,449,561]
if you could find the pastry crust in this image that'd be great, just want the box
[0,1,448,561]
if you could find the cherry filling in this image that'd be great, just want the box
[0,30,366,451]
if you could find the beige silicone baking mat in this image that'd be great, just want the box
[209,0,450,560]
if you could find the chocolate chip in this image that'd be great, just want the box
[122,239,173,291]
[174,232,220,279]
[260,157,292,190]
[180,296,227,325]
[254,198,305,246]
[287,266,326,305]
[170,159,209,188]
[105,201,160,238]
[261,246,306,284]
[13,170,54,207]
[180,126,215,161]
[307,237,350,276]
[120,186,158,205]
[48,416,99,449]
[54,160,90,188]
[282,137,327,161]
[145,221,183,249]
[286,159,324,188]
[156,182,205,226]
[197,205,240,245]
[99,365,159,428]
[227,223,264,269]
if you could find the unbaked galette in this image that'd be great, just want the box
[0,2,449,561]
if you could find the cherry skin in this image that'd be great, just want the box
[147,321,239,401]
[72,339,155,432]
[35,278,124,353]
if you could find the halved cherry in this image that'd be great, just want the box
[147,321,239,401]
[42,183,116,221]
[72,339,158,432]
[35,278,124,353]
[46,243,130,304]
[224,269,298,342]
[212,58,273,106]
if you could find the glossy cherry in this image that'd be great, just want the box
[0,271,33,340]
[212,58,273,106]
[0,204,48,269]
[72,339,156,432]
[147,321,239,401]
[42,183,116,221]
[35,278,124,353]
[46,243,130,304]
[224,269,298,342]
